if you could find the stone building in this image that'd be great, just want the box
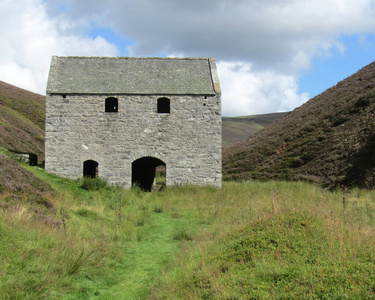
[45,56,222,190]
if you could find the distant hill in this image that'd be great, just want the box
[0,80,45,161]
[222,112,287,146]
[223,61,375,189]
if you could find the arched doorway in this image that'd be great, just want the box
[132,157,166,191]
[83,160,98,178]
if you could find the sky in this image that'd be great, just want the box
[1,0,375,116]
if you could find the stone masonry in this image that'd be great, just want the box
[45,56,221,189]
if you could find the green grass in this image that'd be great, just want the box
[97,212,193,299]
[0,165,202,299]
[149,181,375,299]
[1,163,375,299]
[168,211,375,298]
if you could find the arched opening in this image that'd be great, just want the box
[157,97,170,114]
[83,160,98,178]
[132,157,166,191]
[105,97,118,112]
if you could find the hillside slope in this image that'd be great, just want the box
[222,112,287,146]
[0,80,45,160]
[0,151,51,195]
[223,61,375,189]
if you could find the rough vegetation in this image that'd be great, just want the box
[223,61,375,189]
[149,182,375,299]
[1,164,375,299]
[0,80,45,161]
[0,149,51,195]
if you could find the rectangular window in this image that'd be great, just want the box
[105,97,118,112]
[157,97,170,113]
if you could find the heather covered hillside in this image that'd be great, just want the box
[223,61,375,189]
[0,149,51,195]
[0,80,45,160]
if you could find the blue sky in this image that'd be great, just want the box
[299,35,375,98]
[1,0,375,116]
[88,27,134,54]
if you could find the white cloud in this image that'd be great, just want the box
[56,0,375,70]
[0,0,118,95]
[44,0,375,115]
[2,0,375,116]
[218,62,309,116]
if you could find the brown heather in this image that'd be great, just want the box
[0,154,51,194]
[0,80,45,161]
[223,60,375,189]
[0,81,50,199]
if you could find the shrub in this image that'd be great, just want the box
[153,207,163,213]
[75,208,99,220]
[173,228,192,241]
[81,177,107,191]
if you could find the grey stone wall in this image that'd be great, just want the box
[45,94,222,188]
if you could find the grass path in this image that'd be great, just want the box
[23,165,199,299]
[95,211,195,299]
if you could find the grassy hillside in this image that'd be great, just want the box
[223,61,375,189]
[0,80,45,161]
[152,182,375,298]
[1,159,374,298]
[222,112,287,146]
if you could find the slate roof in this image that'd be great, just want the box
[47,56,221,95]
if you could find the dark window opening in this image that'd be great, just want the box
[62,95,66,99]
[105,97,118,112]
[132,157,166,192]
[29,154,38,166]
[157,97,170,114]
[83,160,98,178]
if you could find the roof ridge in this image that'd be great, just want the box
[53,56,210,60]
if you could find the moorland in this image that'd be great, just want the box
[1,59,375,298]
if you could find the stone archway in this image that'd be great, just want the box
[83,160,98,178]
[132,157,166,191]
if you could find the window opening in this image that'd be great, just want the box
[83,160,98,178]
[105,97,118,112]
[157,97,170,114]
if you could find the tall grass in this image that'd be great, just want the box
[149,181,375,299]
[1,166,375,298]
